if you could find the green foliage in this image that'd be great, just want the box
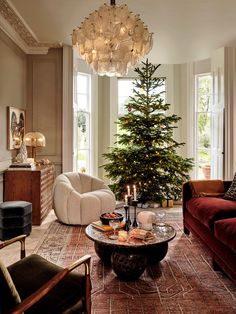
[102,59,194,203]
[77,111,86,133]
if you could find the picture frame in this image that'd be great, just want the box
[7,106,26,150]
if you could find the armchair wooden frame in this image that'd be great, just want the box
[0,235,92,314]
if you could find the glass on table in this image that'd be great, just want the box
[155,210,167,233]
[109,219,120,240]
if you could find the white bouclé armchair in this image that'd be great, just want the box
[53,172,116,225]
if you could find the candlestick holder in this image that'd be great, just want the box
[127,195,132,206]
[132,200,138,228]
[124,205,130,231]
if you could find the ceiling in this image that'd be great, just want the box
[7,0,236,64]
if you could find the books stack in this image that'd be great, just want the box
[91,220,125,231]
[8,162,36,170]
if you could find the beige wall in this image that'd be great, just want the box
[0,31,63,201]
[0,29,27,202]
[27,49,63,176]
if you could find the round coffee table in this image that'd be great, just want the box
[85,224,176,281]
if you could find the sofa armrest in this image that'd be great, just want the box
[182,182,192,214]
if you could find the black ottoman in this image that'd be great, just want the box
[0,201,32,240]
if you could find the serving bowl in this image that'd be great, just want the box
[100,212,123,225]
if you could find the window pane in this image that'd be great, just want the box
[73,72,91,174]
[197,94,212,112]
[197,112,211,147]
[118,80,134,97]
[118,79,134,115]
[77,150,90,173]
[197,148,211,164]
[195,74,213,180]
[77,94,89,111]
[76,74,88,92]
[118,96,130,115]
[198,75,212,93]
[77,111,90,149]
[197,149,211,179]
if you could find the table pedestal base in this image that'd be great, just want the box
[112,249,147,281]
[94,242,169,280]
[146,243,168,263]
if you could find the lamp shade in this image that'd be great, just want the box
[24,132,46,147]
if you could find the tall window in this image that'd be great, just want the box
[73,73,91,174]
[195,74,213,179]
[118,79,135,116]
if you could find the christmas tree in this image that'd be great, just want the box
[102,59,193,203]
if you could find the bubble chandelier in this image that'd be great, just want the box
[72,0,153,77]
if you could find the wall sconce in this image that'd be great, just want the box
[23,132,46,161]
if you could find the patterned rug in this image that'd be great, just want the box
[34,211,236,314]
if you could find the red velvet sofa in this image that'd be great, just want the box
[182,180,236,284]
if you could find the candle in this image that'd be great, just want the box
[118,230,128,242]
[133,184,137,201]
[125,194,128,205]
[127,185,130,196]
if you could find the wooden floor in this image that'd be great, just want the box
[0,210,56,266]
[0,207,182,266]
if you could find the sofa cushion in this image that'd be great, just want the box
[189,180,225,197]
[214,218,236,253]
[224,173,236,200]
[186,197,236,230]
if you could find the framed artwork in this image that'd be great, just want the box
[7,106,25,150]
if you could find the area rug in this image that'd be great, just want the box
[34,211,236,314]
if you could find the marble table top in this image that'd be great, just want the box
[85,223,176,249]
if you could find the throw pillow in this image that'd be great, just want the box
[190,180,225,198]
[0,259,21,312]
[224,173,236,200]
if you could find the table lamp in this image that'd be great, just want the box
[23,132,46,161]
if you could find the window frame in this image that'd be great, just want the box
[195,72,213,179]
[73,72,92,174]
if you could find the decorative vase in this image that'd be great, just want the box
[16,142,28,163]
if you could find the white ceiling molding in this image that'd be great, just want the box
[0,0,61,54]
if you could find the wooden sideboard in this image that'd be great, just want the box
[4,165,55,225]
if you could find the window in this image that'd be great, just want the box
[118,79,135,116]
[73,73,91,174]
[195,74,213,179]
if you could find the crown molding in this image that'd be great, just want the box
[0,0,61,54]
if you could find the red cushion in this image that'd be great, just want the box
[214,218,236,253]
[186,197,236,229]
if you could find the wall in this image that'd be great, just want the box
[0,29,26,202]
[27,48,63,176]
[0,38,63,201]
